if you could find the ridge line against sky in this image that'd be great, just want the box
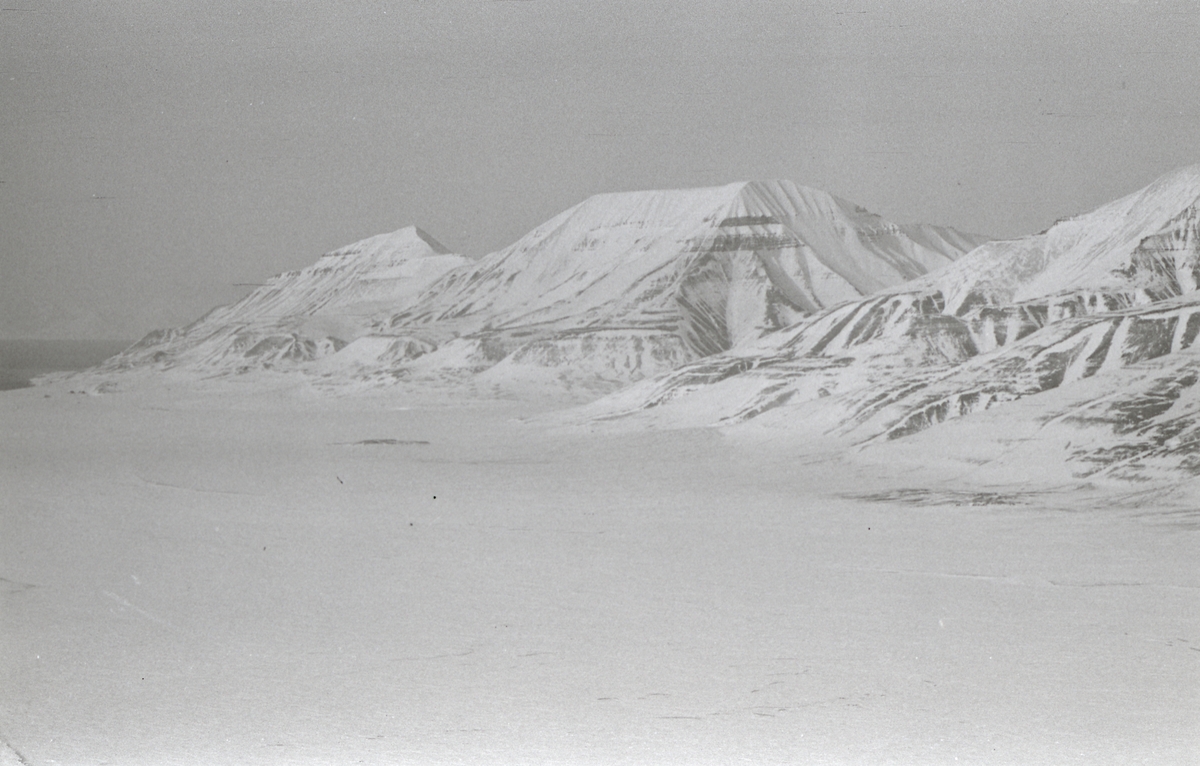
[2,0,1199,340]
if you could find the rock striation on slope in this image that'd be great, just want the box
[594,165,1200,478]
[100,181,985,391]
[366,180,983,389]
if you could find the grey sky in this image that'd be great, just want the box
[2,0,1199,339]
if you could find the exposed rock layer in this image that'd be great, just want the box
[592,165,1200,478]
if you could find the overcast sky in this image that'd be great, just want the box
[3,0,1199,339]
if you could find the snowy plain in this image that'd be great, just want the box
[2,374,1197,765]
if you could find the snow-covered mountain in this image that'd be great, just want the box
[936,164,1200,315]
[70,162,1200,480]
[102,181,986,389]
[364,180,984,388]
[592,165,1200,479]
[103,226,469,372]
[385,181,978,342]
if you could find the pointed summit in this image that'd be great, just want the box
[410,225,452,254]
[322,225,453,262]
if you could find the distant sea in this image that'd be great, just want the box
[0,339,133,391]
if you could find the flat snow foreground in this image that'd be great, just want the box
[1,377,1197,766]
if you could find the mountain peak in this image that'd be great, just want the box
[408,225,452,254]
[326,225,452,260]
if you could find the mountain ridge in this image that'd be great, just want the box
[99,180,987,389]
[66,163,1200,481]
[103,225,471,372]
[369,179,987,388]
[583,164,1200,480]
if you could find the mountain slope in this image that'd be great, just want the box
[103,226,469,372]
[934,164,1200,314]
[590,164,1200,478]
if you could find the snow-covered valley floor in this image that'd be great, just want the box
[1,379,1197,765]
